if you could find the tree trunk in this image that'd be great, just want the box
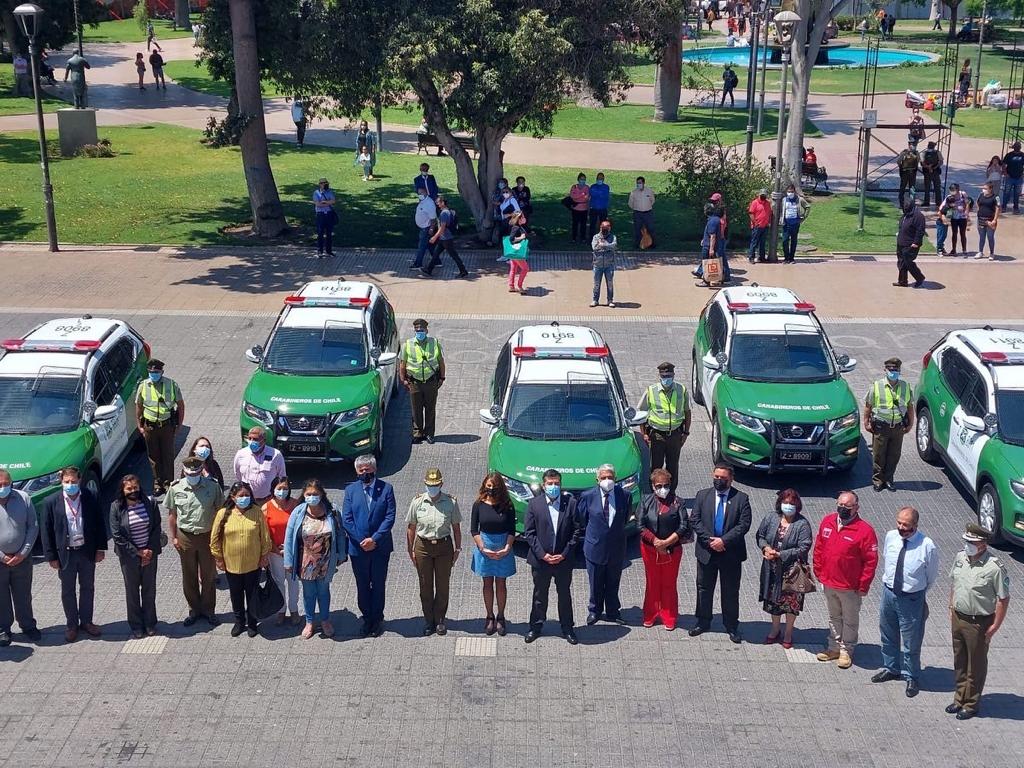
[175,0,190,30]
[373,92,384,151]
[653,20,682,122]
[930,0,943,21]
[947,2,960,40]
[228,0,287,237]
[782,1,832,193]
[2,7,20,60]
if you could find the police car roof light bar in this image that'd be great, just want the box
[1,338,101,352]
[584,346,610,357]
[512,346,537,357]
[980,351,1024,365]
[284,295,371,308]
[727,301,815,313]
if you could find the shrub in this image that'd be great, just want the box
[76,138,115,158]
[133,0,150,32]
[201,113,253,148]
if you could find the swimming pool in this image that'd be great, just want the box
[681,46,936,68]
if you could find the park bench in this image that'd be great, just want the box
[416,133,478,157]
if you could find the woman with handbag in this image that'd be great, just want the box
[638,469,691,630]
[210,482,273,638]
[109,474,163,639]
[505,212,530,294]
[756,488,813,648]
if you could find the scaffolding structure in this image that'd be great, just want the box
[1001,35,1024,152]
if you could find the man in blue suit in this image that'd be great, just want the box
[576,463,632,626]
[413,162,439,199]
[342,455,396,637]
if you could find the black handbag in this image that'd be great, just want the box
[251,568,284,620]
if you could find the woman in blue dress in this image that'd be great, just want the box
[471,472,517,636]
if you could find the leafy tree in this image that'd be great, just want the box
[1,0,103,57]
[175,0,190,30]
[133,0,149,32]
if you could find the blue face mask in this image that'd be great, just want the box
[661,377,674,388]
[578,178,586,185]
[304,494,321,506]
[0,485,11,499]
[415,330,427,342]
[195,446,211,460]
[64,483,80,496]
[544,484,560,499]
[497,182,506,189]
[248,440,262,452]
[274,488,289,500]
[235,496,252,509]
[148,372,162,383]
[887,370,900,382]
[185,473,202,486]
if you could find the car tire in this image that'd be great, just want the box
[82,467,101,500]
[977,483,1004,545]
[915,406,939,464]
[390,374,398,400]
[710,413,724,465]
[373,426,384,460]
[691,352,705,407]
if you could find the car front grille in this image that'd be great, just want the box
[279,414,328,434]
[774,422,824,444]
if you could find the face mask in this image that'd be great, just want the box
[837,505,854,522]
[148,372,162,383]
[654,486,670,500]
[712,477,729,492]
[417,193,426,201]
[578,178,586,185]
[426,485,441,498]
[787,193,796,200]
[195,446,211,460]
[248,440,262,453]
[185,473,202,486]
[274,488,289,500]
[597,178,604,185]
[503,192,511,199]
[781,503,797,517]
[636,183,644,190]
[415,330,427,342]
[544,484,560,499]
[886,370,900,382]
[63,483,80,496]
[964,542,981,557]
[235,496,252,509]
[359,471,375,483]
[304,494,321,506]
[497,182,506,190]
[0,485,12,499]
[598,478,615,493]
[126,490,141,500]
[517,182,524,188]
[661,376,674,388]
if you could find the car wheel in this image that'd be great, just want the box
[373,425,384,460]
[82,467,101,500]
[710,413,724,465]
[691,351,705,406]
[977,483,1004,544]
[389,373,398,400]
[916,406,939,464]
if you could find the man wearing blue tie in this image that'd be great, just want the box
[577,464,632,626]
[341,455,397,637]
[689,464,752,643]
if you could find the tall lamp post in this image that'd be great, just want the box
[744,0,764,170]
[14,3,59,252]
[766,9,800,264]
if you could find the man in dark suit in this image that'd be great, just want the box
[342,455,397,638]
[523,469,582,644]
[413,162,439,199]
[689,463,752,643]
[576,463,632,626]
[40,466,108,643]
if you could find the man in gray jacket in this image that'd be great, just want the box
[591,219,618,308]
[0,469,40,646]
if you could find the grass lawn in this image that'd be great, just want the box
[162,60,285,98]
[82,18,197,44]
[0,123,898,253]
[924,102,1019,139]
[0,63,67,117]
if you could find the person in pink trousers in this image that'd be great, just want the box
[506,212,530,294]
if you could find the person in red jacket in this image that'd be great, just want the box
[812,491,879,669]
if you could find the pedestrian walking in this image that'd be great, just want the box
[109,474,163,639]
[569,173,590,243]
[693,200,730,282]
[470,472,516,636]
[907,109,925,149]
[135,52,147,90]
[146,21,162,52]
[590,219,617,308]
[896,144,920,209]
[942,183,973,256]
[399,318,445,444]
[893,199,927,288]
[134,358,183,497]
[747,189,772,263]
[756,488,813,649]
[920,141,943,207]
[505,211,530,294]
[931,15,942,31]
[357,146,373,181]
[406,468,462,637]
[857,17,868,40]
[975,181,1000,259]
[166,456,225,626]
[423,196,469,278]
[413,162,439,199]
[354,120,377,179]
[0,469,40,647]
[638,469,691,631]
[780,184,809,263]
[721,64,739,106]
[411,185,437,269]
[984,155,1003,188]
[578,465,632,627]
[181,435,225,488]
[40,467,108,643]
[291,98,306,148]
[864,357,915,492]
[871,506,939,698]
[636,362,691,493]
[149,50,165,89]
[946,523,1010,720]
[262,477,301,625]
[588,172,611,238]
[958,59,972,102]
[628,176,656,249]
[312,178,337,258]
[1000,141,1024,212]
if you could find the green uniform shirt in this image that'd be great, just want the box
[950,550,1010,616]
[406,492,461,539]
[164,476,225,534]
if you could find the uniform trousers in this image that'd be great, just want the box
[649,427,684,491]
[409,376,440,439]
[142,419,175,489]
[414,536,454,626]
[176,529,217,618]
[952,610,994,711]
[871,422,905,488]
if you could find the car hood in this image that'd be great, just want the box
[717,376,857,422]
[0,429,88,483]
[488,431,641,489]
[243,370,379,415]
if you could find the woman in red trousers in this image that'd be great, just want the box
[638,469,692,630]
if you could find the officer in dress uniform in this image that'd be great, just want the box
[135,359,184,496]
[399,319,445,444]
[636,362,691,493]
[946,523,1010,720]
[863,357,914,492]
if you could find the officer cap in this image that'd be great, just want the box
[657,362,675,373]
[424,467,443,485]
[147,359,165,371]
[412,318,429,329]
[182,456,204,473]
[963,523,990,543]
[884,357,902,370]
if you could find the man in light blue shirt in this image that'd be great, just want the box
[871,506,939,697]
[588,173,611,238]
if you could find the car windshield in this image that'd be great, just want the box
[996,390,1024,445]
[504,381,620,440]
[728,330,836,383]
[0,374,83,434]
[263,325,368,375]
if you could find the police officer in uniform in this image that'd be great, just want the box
[947,523,1010,720]
[135,359,184,495]
[921,141,944,207]
[636,362,691,493]
[399,319,445,444]
[863,357,914,492]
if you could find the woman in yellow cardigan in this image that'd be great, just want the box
[211,481,272,637]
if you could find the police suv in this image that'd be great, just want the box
[691,286,861,473]
[479,322,646,531]
[916,327,1024,545]
[0,316,150,510]
[240,280,399,461]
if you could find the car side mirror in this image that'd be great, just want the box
[627,409,648,427]
[246,345,263,363]
[92,404,118,422]
[983,413,998,430]
[962,415,986,433]
[479,408,499,426]
[837,354,857,373]
[703,352,722,371]
[375,351,398,366]
[369,346,381,361]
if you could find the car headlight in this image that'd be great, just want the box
[829,411,859,433]
[503,475,535,502]
[334,402,373,427]
[1011,480,1024,500]
[243,401,274,426]
[619,473,640,492]
[727,408,766,434]
[13,470,61,495]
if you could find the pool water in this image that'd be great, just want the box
[681,46,934,68]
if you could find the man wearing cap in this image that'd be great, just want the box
[947,523,1010,720]
[864,358,915,492]
[405,468,462,636]
[399,319,445,444]
[166,456,225,626]
[921,141,944,207]
[871,506,939,698]
[1000,140,1024,213]
[135,359,184,496]
[747,189,772,264]
[636,363,691,493]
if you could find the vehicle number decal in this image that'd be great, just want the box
[539,331,575,344]
[270,396,343,405]
[52,321,91,337]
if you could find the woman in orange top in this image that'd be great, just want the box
[262,476,301,624]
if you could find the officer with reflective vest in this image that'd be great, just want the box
[399,319,445,444]
[135,359,184,496]
[636,362,691,493]
[863,357,914,493]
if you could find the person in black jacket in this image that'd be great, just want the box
[894,199,927,288]
[756,488,813,649]
[41,466,108,643]
[689,463,752,643]
[110,474,164,638]
[523,469,582,644]
[639,469,692,631]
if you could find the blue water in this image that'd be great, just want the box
[681,46,933,68]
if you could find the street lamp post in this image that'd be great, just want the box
[744,2,763,171]
[756,2,771,134]
[14,2,58,252]
[767,9,800,264]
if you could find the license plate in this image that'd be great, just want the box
[780,451,814,461]
[287,442,323,455]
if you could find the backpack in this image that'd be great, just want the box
[725,70,739,88]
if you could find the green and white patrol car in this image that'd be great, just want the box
[691,286,861,473]
[240,280,399,462]
[915,327,1024,545]
[479,322,646,531]
[0,316,150,511]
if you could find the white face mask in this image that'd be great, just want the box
[654,487,670,499]
[598,478,615,493]
[964,542,981,557]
